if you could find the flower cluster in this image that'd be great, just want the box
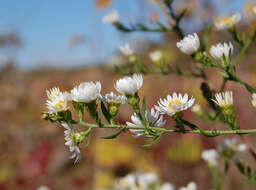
[218,138,246,159]
[214,12,241,30]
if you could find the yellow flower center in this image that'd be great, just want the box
[55,101,65,109]
[168,100,182,112]
[217,17,233,25]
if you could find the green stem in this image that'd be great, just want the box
[77,121,256,136]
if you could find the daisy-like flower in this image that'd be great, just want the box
[118,172,158,190]
[46,87,70,113]
[253,6,256,15]
[102,10,119,24]
[126,108,166,138]
[219,138,246,157]
[251,93,256,108]
[149,50,163,62]
[103,91,127,104]
[155,93,195,116]
[115,73,143,95]
[212,91,233,108]
[71,81,101,103]
[120,43,134,56]
[61,122,82,164]
[160,183,175,190]
[179,182,197,190]
[210,42,233,60]
[214,12,241,30]
[176,33,200,55]
[202,149,218,167]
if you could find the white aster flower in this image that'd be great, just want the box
[127,108,166,138]
[46,87,70,113]
[212,91,233,108]
[202,149,218,166]
[102,10,119,24]
[71,81,101,103]
[37,186,50,190]
[61,122,82,164]
[251,93,256,108]
[155,93,195,116]
[210,42,233,60]
[160,183,175,190]
[176,33,200,55]
[103,91,127,104]
[253,6,256,15]
[118,172,158,190]
[219,138,247,154]
[149,50,163,62]
[115,73,143,95]
[120,43,134,56]
[179,182,197,190]
[214,12,241,30]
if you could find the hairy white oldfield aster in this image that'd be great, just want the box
[212,91,233,108]
[127,108,166,137]
[176,33,200,55]
[210,42,233,60]
[155,93,195,116]
[102,91,127,104]
[251,93,256,108]
[102,10,119,24]
[120,43,134,56]
[149,50,163,62]
[219,138,246,154]
[71,81,101,103]
[61,122,82,164]
[117,172,158,190]
[115,74,143,95]
[202,149,218,166]
[46,87,70,113]
[160,183,175,190]
[214,12,241,30]
[179,182,197,190]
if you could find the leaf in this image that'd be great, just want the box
[142,97,146,115]
[143,134,162,147]
[101,128,125,139]
[101,101,111,123]
[81,133,91,149]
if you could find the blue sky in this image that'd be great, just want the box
[0,0,243,69]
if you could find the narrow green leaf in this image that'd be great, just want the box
[81,133,91,149]
[101,128,125,139]
[101,101,111,123]
[142,97,146,115]
[143,135,161,147]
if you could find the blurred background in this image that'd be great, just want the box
[1,0,256,189]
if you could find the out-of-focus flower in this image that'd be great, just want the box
[149,50,163,62]
[212,91,233,108]
[253,6,256,15]
[120,43,134,56]
[179,182,197,190]
[160,183,175,190]
[117,172,158,190]
[214,12,241,30]
[46,87,70,113]
[210,42,233,60]
[155,93,195,116]
[202,149,218,166]
[127,108,166,137]
[62,122,82,164]
[71,81,101,103]
[37,186,50,190]
[219,138,246,158]
[103,91,127,104]
[115,74,143,95]
[176,33,200,55]
[102,10,119,24]
[251,93,256,108]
